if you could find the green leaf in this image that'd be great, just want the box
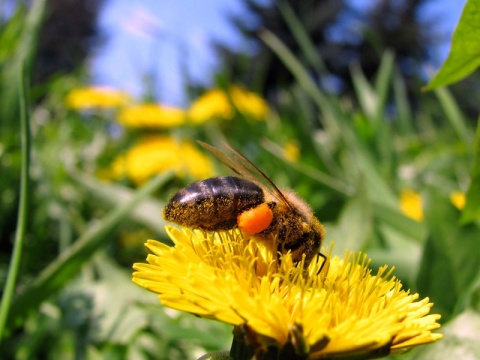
[324,188,372,256]
[415,189,480,321]
[461,121,480,223]
[425,0,480,90]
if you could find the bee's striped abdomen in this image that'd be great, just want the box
[163,176,264,231]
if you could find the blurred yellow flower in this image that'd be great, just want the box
[400,189,423,221]
[283,141,300,162]
[66,86,130,110]
[188,86,269,123]
[450,191,466,210]
[117,104,186,129]
[110,136,214,185]
[133,227,442,359]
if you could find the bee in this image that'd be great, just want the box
[163,141,326,270]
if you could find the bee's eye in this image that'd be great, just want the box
[237,203,273,235]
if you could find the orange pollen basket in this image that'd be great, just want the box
[237,203,273,235]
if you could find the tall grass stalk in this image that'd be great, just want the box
[0,67,30,342]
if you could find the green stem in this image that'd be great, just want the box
[0,66,30,342]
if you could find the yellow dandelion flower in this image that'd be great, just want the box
[189,88,232,123]
[66,86,130,110]
[188,86,269,123]
[230,86,270,119]
[283,141,300,163]
[450,191,466,210]
[133,227,442,359]
[117,103,186,129]
[109,136,215,185]
[400,189,423,221]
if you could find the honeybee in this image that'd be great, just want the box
[163,141,326,270]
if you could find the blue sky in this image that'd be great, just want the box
[90,0,466,106]
[91,0,250,105]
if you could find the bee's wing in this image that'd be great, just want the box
[198,141,295,212]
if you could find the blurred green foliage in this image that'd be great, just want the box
[1,0,480,359]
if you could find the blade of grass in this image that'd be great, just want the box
[260,28,364,166]
[393,69,413,134]
[261,30,398,207]
[350,53,394,176]
[1,0,46,123]
[71,172,167,234]
[350,50,395,122]
[0,65,30,342]
[372,52,395,183]
[278,1,327,74]
[373,51,394,121]
[350,63,377,120]
[434,87,472,142]
[17,0,46,66]
[259,28,337,131]
[6,171,174,331]
[262,139,354,196]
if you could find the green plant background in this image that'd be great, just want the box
[1,0,479,359]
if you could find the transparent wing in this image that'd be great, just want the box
[198,141,295,212]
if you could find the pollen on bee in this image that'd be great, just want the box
[237,203,273,235]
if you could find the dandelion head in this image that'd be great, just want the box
[189,88,233,123]
[449,191,466,210]
[107,136,215,185]
[188,86,269,123]
[116,103,186,129]
[65,86,130,110]
[133,226,442,359]
[230,86,269,120]
[400,189,423,221]
[283,141,300,163]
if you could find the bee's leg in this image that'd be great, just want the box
[316,252,327,275]
[273,218,287,267]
